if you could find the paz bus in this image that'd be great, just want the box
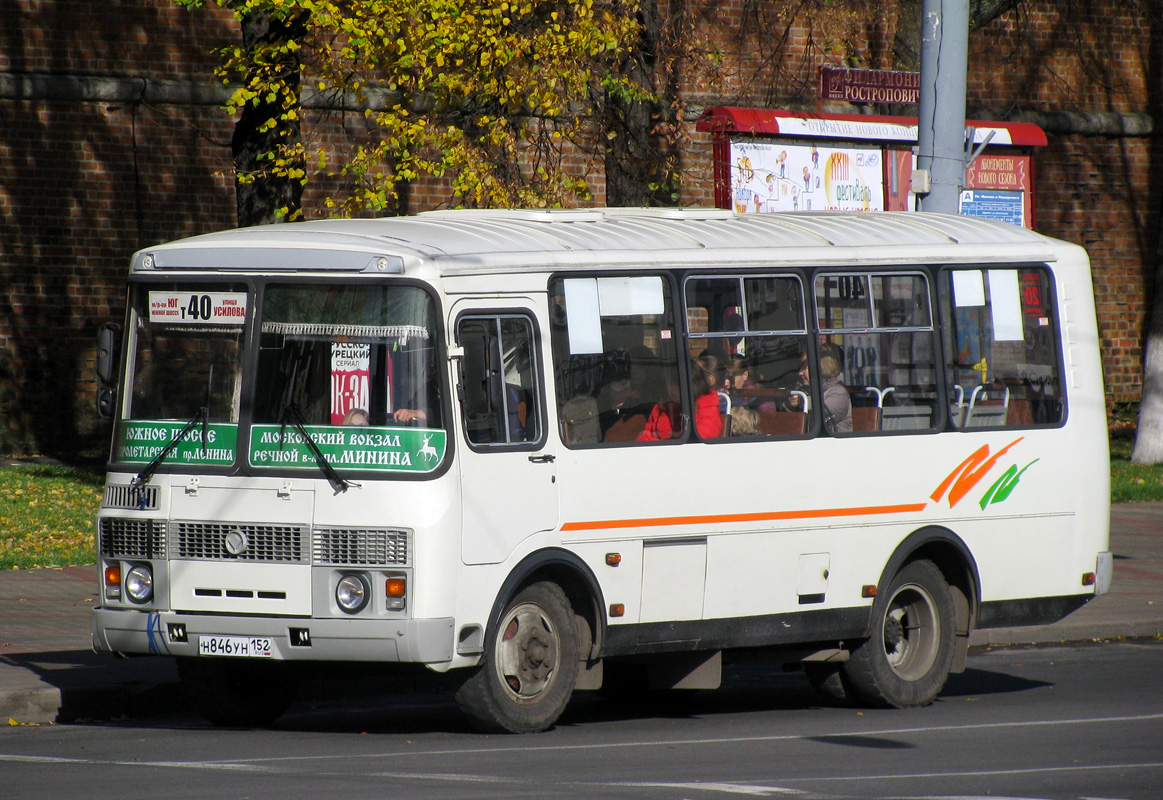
[92,208,1111,732]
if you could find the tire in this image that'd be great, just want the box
[455,581,580,733]
[841,559,956,708]
[803,662,853,706]
[177,656,299,727]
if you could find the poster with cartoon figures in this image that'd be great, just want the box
[729,141,885,213]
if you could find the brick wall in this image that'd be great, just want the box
[964,0,1159,402]
[1,0,1157,456]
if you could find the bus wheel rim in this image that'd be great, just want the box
[882,582,939,681]
[495,602,560,702]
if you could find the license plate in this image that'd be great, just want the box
[197,635,273,658]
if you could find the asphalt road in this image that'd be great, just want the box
[2,639,1161,800]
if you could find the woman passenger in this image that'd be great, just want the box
[638,359,722,441]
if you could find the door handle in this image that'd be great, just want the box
[528,454,556,464]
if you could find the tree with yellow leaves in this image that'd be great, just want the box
[177,0,645,223]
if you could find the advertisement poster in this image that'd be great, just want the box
[729,140,884,213]
[330,342,372,424]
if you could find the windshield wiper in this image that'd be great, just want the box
[279,403,355,495]
[131,407,208,489]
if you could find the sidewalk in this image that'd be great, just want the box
[2,504,1160,724]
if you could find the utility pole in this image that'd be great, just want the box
[915,0,969,215]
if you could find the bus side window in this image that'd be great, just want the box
[684,274,810,439]
[940,268,1064,428]
[550,275,683,446]
[457,315,541,447]
[814,273,938,435]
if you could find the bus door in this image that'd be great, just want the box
[453,300,558,565]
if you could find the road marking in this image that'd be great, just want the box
[2,712,1160,782]
[194,712,1163,763]
[611,783,803,796]
[777,760,1163,783]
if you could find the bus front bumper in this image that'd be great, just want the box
[92,608,455,665]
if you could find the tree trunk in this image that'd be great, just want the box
[893,0,1023,71]
[232,9,307,227]
[1134,305,1163,463]
[604,0,675,208]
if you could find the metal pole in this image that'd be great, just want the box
[916,0,969,215]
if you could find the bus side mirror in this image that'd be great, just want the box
[96,322,121,419]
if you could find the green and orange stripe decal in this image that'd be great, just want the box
[560,437,1031,533]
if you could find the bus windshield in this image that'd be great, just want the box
[250,283,447,475]
[114,283,247,468]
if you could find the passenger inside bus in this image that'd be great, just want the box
[793,343,851,434]
[342,408,370,425]
[726,354,776,414]
[638,359,722,441]
[729,406,760,436]
[597,349,655,442]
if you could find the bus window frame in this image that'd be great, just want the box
[548,270,687,450]
[681,270,815,441]
[454,309,548,454]
[937,263,1069,432]
[810,269,945,437]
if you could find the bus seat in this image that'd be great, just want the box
[1007,398,1034,426]
[964,403,1008,427]
[964,385,1010,428]
[604,413,648,442]
[881,406,931,431]
[851,406,881,432]
[757,411,806,436]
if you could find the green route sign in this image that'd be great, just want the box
[249,424,446,473]
[116,421,238,466]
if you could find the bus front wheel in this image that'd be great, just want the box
[842,559,955,708]
[455,581,580,733]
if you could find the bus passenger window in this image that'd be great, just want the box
[684,275,809,438]
[814,273,938,434]
[550,276,683,446]
[457,315,541,447]
[940,268,1063,428]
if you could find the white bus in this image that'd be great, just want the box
[92,208,1112,732]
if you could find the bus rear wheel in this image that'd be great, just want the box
[841,559,955,708]
[455,581,580,733]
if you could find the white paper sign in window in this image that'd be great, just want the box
[951,271,986,308]
[596,276,665,317]
[987,270,1024,341]
[563,278,603,355]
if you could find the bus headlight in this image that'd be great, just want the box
[336,574,370,614]
[124,565,154,604]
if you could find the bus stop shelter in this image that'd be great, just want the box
[697,106,1047,229]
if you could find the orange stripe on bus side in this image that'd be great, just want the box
[560,503,929,532]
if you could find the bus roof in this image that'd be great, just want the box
[131,208,1066,275]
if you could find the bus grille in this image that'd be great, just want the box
[102,485,159,511]
[99,517,166,558]
[170,521,308,563]
[313,527,410,566]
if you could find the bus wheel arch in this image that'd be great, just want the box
[838,528,980,709]
[455,549,604,733]
[875,526,981,654]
